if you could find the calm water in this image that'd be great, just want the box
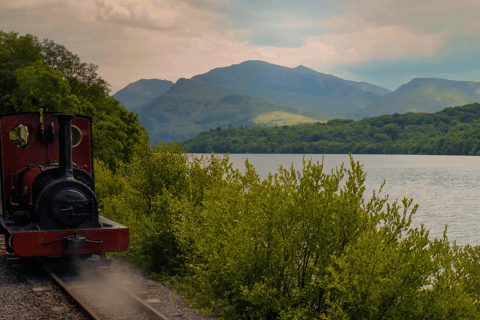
[191,154,480,246]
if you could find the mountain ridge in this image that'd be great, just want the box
[349,78,480,119]
[191,60,389,115]
[112,79,174,110]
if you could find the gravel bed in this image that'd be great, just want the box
[0,236,213,320]
[0,237,88,319]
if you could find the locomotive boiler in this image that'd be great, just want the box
[0,110,129,257]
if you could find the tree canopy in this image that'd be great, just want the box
[0,31,148,168]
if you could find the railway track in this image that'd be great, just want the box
[44,261,172,320]
[1,235,170,320]
[2,235,209,320]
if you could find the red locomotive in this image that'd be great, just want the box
[0,110,129,258]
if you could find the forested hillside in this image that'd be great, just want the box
[0,31,149,168]
[181,103,480,155]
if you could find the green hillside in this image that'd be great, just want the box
[137,78,333,145]
[350,78,480,119]
[181,102,480,155]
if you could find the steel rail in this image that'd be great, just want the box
[48,266,170,320]
[49,271,104,320]
[0,241,166,320]
[96,268,170,320]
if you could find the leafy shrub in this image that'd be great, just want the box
[96,144,480,319]
[95,142,222,274]
[176,155,480,319]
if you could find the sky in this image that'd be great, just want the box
[2,0,480,94]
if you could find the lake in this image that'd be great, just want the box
[190,154,480,247]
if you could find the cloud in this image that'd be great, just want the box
[0,0,219,91]
[95,1,174,29]
[200,0,450,63]
[1,0,343,92]
[320,25,445,62]
[344,0,480,36]
[1,0,477,94]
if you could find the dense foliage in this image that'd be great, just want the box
[181,103,480,156]
[0,31,148,168]
[95,143,221,274]
[97,144,480,319]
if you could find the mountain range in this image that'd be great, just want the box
[349,78,480,119]
[112,60,480,145]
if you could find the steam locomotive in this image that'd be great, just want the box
[0,110,129,258]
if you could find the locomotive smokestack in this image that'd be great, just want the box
[55,113,75,179]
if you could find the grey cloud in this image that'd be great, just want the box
[0,0,242,92]
[197,0,338,47]
[345,0,480,36]
[93,1,179,33]
[2,0,476,94]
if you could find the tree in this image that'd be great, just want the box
[0,31,42,113]
[13,61,86,113]
[0,30,149,168]
[382,123,401,141]
[40,38,110,98]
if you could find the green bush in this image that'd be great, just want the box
[96,144,480,319]
[176,155,480,319]
[95,142,222,274]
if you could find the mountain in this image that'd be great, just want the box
[343,80,392,97]
[112,79,174,110]
[191,60,390,116]
[115,61,392,144]
[349,78,480,119]
[137,78,333,145]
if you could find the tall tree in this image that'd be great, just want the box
[40,39,110,100]
[0,31,149,168]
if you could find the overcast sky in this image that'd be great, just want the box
[2,0,480,93]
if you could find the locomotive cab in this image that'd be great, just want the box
[0,111,129,257]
